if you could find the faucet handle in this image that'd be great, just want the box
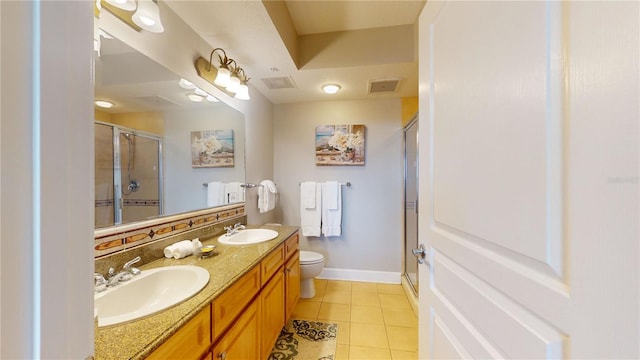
[123,256,141,276]
[94,273,107,292]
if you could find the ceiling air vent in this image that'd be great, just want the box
[136,95,178,107]
[368,79,401,94]
[261,76,296,90]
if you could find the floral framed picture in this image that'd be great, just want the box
[191,129,234,168]
[315,125,365,166]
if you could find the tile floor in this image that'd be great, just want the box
[291,279,418,360]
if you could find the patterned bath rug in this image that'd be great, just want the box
[269,319,338,360]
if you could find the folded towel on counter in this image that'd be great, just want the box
[300,181,317,209]
[164,238,202,259]
[258,180,277,213]
[300,182,322,237]
[206,182,225,207]
[321,181,342,237]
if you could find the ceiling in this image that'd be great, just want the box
[164,0,426,104]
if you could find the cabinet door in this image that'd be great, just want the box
[147,305,211,360]
[285,252,300,323]
[260,270,285,360]
[212,301,260,360]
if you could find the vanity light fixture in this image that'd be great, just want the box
[195,47,251,100]
[179,78,195,90]
[322,84,341,94]
[187,94,204,103]
[132,0,164,33]
[95,100,114,108]
[104,0,136,11]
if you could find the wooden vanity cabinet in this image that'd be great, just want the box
[147,231,300,360]
[146,305,211,360]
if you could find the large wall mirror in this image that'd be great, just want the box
[94,34,245,229]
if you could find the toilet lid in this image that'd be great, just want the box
[300,251,324,264]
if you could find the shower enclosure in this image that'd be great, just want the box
[95,122,162,228]
[403,116,419,295]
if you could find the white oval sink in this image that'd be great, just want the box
[218,229,279,245]
[94,265,210,327]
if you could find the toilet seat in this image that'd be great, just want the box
[300,251,324,265]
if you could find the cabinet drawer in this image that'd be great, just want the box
[212,266,260,339]
[147,305,211,360]
[261,244,284,287]
[284,232,299,260]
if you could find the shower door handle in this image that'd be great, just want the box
[412,244,429,265]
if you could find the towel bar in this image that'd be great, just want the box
[202,182,264,188]
[299,181,351,187]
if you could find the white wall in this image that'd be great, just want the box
[1,1,94,358]
[273,99,404,280]
[164,106,245,214]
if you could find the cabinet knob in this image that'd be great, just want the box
[217,352,227,360]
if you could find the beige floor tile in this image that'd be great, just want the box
[350,323,389,349]
[315,278,328,291]
[317,302,351,322]
[349,345,392,359]
[382,307,418,328]
[334,321,350,345]
[323,288,352,305]
[335,344,350,360]
[326,280,353,289]
[386,326,418,352]
[292,300,321,321]
[352,291,382,307]
[351,281,379,293]
[300,289,325,302]
[377,283,404,294]
[351,305,385,325]
[379,293,412,310]
[391,349,418,360]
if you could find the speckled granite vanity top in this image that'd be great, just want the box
[95,225,298,360]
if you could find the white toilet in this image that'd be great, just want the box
[299,251,325,298]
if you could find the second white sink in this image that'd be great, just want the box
[95,265,210,327]
[218,229,278,245]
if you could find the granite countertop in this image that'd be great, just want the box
[95,225,298,360]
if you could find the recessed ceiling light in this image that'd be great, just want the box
[322,84,341,94]
[187,94,204,102]
[206,95,219,102]
[194,87,207,96]
[179,78,195,90]
[95,100,114,108]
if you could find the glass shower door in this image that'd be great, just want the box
[404,117,419,294]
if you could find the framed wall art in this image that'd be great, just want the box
[315,124,365,166]
[191,129,234,168]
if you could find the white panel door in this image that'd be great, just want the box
[418,1,639,359]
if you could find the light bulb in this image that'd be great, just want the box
[214,67,231,87]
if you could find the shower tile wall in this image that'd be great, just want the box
[95,123,114,228]
[120,134,160,224]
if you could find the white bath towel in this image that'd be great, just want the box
[224,182,245,204]
[206,182,225,207]
[258,180,277,213]
[300,181,317,209]
[300,183,322,237]
[163,239,200,259]
[321,181,342,237]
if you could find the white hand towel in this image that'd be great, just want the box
[206,182,225,207]
[300,183,322,237]
[321,182,342,237]
[300,181,317,209]
[258,180,277,213]
[324,181,339,210]
[163,240,193,259]
[163,244,177,258]
[224,182,243,204]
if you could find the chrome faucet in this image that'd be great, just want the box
[224,222,246,236]
[94,273,107,293]
[105,256,142,287]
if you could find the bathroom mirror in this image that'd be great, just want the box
[94,35,245,229]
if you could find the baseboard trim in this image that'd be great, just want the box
[317,268,401,284]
